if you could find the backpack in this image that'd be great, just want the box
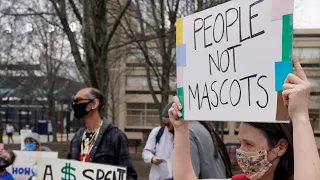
[155,125,174,144]
[155,126,166,144]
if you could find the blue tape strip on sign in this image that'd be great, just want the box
[275,60,293,91]
[176,44,187,67]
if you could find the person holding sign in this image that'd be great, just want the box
[0,150,16,180]
[168,58,320,180]
[69,88,137,180]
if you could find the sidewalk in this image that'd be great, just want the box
[2,132,75,144]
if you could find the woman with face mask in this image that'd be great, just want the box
[0,150,16,180]
[168,57,320,180]
[23,132,51,151]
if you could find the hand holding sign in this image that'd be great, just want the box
[169,96,187,129]
[282,57,311,121]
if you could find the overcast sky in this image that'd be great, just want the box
[294,0,320,29]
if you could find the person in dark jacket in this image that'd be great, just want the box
[68,88,137,180]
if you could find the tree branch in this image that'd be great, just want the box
[50,0,89,85]
[2,12,55,16]
[108,32,170,51]
[68,0,82,25]
[102,0,132,53]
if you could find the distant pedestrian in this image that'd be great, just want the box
[23,132,51,151]
[5,123,14,144]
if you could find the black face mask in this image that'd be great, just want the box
[0,157,10,171]
[72,100,93,119]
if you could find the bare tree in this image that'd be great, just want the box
[1,0,76,142]
[0,2,16,142]
[48,0,134,118]
[107,48,135,124]
[26,11,74,142]
[2,0,135,120]
[121,0,231,123]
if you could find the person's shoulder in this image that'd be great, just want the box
[189,121,204,130]
[4,171,14,179]
[106,125,128,140]
[151,126,162,132]
[189,121,207,135]
[39,146,51,151]
[74,126,85,137]
[231,174,249,180]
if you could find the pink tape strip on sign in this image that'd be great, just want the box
[271,0,294,21]
[177,67,183,88]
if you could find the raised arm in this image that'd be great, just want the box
[169,96,198,180]
[283,57,320,180]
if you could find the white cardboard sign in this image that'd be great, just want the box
[37,158,127,180]
[6,151,58,180]
[176,0,293,122]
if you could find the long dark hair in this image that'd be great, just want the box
[199,121,233,178]
[247,122,294,180]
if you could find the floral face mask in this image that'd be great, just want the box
[236,148,277,180]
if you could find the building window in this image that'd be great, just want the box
[309,77,320,88]
[293,47,320,60]
[126,103,160,127]
[25,23,33,32]
[126,76,176,87]
[126,76,151,86]
[5,24,12,34]
[313,119,320,133]
[70,22,77,32]
[48,24,55,32]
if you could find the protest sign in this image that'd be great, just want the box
[37,158,127,180]
[6,151,58,180]
[176,0,293,122]
[20,129,32,150]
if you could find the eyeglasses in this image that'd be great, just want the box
[72,99,94,105]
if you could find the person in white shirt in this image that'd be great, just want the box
[5,123,14,144]
[142,102,174,180]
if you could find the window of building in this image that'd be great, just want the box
[309,77,320,88]
[70,22,77,32]
[126,76,175,87]
[311,117,320,133]
[5,24,12,34]
[25,23,33,33]
[293,47,320,60]
[48,24,55,32]
[126,103,160,127]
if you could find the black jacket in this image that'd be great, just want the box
[68,119,138,180]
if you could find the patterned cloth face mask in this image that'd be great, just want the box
[236,147,277,180]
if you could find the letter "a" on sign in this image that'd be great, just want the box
[43,165,53,180]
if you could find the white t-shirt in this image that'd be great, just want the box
[6,125,14,133]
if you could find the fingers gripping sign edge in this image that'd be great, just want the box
[293,56,308,81]
[176,88,185,120]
